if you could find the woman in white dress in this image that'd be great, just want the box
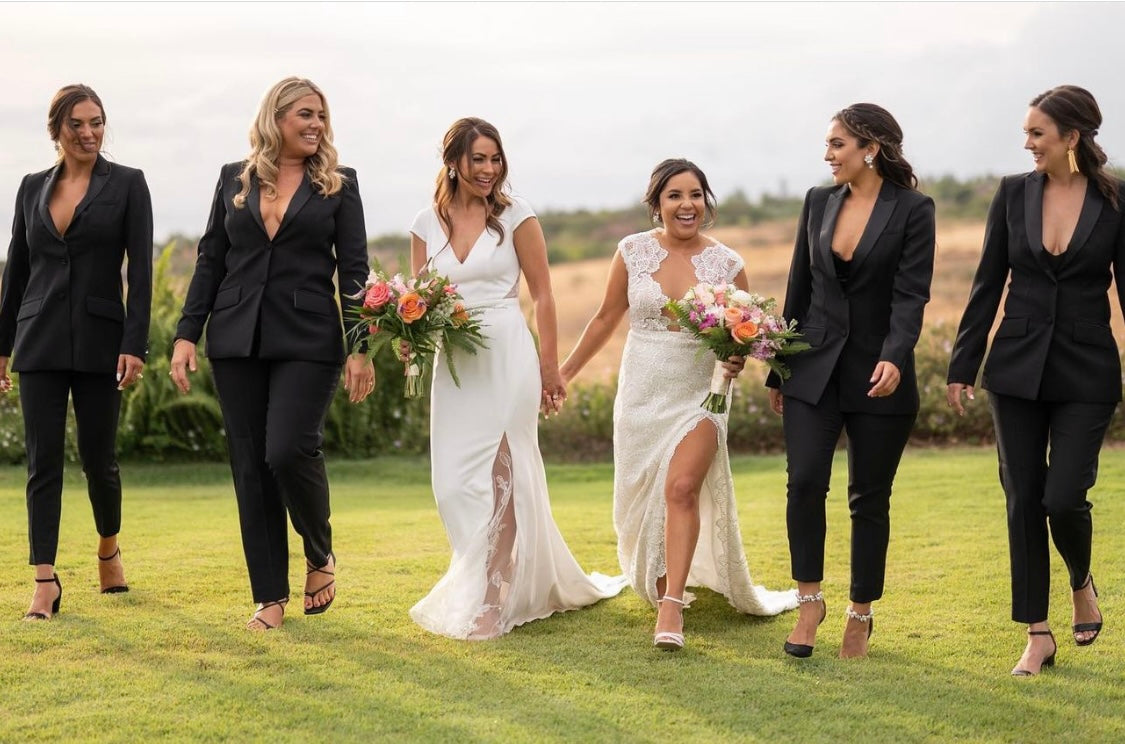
[408,118,625,640]
[561,159,797,650]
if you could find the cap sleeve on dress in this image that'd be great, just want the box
[507,195,537,230]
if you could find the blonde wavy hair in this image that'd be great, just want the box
[233,77,344,209]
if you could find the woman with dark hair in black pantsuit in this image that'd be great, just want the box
[948,85,1117,676]
[0,84,152,620]
[767,103,935,659]
[170,77,374,631]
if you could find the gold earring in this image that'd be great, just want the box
[1067,147,1079,174]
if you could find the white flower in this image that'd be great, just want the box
[730,289,753,307]
[693,283,716,305]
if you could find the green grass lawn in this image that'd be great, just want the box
[1,448,1123,743]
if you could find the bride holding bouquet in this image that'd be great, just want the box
[561,159,798,650]
[407,118,625,640]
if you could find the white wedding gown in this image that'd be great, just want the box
[408,198,626,640]
[614,230,797,615]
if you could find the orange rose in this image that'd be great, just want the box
[723,307,743,327]
[731,320,759,344]
[451,301,469,327]
[397,292,427,323]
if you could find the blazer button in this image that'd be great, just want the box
[60,257,69,265]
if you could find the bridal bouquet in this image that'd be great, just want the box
[348,264,486,398]
[664,283,808,413]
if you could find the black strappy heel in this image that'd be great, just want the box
[24,574,62,620]
[98,547,129,594]
[247,598,289,630]
[1073,574,1103,647]
[1012,629,1056,676]
[783,592,826,658]
[304,554,335,616]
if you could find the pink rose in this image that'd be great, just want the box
[364,281,392,309]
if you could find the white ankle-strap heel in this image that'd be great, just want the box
[654,595,686,651]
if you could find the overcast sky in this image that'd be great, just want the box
[3,1,1124,254]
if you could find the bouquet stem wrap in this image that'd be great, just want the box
[704,359,733,413]
[404,355,423,398]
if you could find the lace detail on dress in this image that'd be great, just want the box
[468,433,517,640]
[692,244,744,285]
[621,232,671,332]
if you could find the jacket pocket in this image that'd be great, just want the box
[293,289,336,316]
[1073,320,1116,349]
[213,285,241,311]
[994,317,1028,339]
[86,296,124,321]
[798,324,825,346]
[17,297,43,321]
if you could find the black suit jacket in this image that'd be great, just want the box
[175,162,368,364]
[947,173,1125,402]
[0,155,152,373]
[766,181,935,414]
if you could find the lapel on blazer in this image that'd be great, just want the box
[1057,179,1103,271]
[274,172,313,241]
[817,186,846,274]
[1023,172,1054,274]
[37,163,63,241]
[72,155,111,222]
[247,175,268,237]
[848,179,898,274]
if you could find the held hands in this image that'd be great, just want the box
[541,366,567,417]
[169,338,198,394]
[343,353,375,404]
[0,356,10,393]
[946,383,975,416]
[867,361,901,398]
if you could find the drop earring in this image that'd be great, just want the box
[448,167,456,180]
[864,153,875,169]
[1067,147,1079,174]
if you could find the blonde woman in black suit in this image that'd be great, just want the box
[767,104,935,659]
[0,84,152,620]
[171,77,374,631]
[948,85,1118,676]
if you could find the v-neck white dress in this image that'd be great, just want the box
[407,197,625,640]
[615,230,797,615]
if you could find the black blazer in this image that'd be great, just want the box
[175,162,368,364]
[948,173,1125,403]
[0,155,152,373]
[767,181,935,414]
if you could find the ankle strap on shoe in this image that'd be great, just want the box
[660,595,686,606]
[845,606,873,622]
[796,591,824,604]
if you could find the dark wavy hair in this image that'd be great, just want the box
[1030,85,1119,210]
[47,84,104,159]
[833,103,918,191]
[433,117,512,246]
[643,158,717,227]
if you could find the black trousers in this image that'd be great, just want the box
[19,371,122,565]
[989,393,1116,624]
[782,375,916,603]
[211,358,341,603]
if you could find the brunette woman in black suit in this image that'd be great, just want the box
[767,104,935,659]
[947,85,1117,676]
[0,84,152,620]
[170,77,374,631]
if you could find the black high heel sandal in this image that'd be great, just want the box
[1012,629,1056,676]
[783,592,826,658]
[1073,574,1103,647]
[247,598,289,630]
[24,574,62,620]
[304,554,335,616]
[98,546,129,594]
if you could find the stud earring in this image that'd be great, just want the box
[1067,147,1079,174]
[864,153,875,169]
[448,167,456,180]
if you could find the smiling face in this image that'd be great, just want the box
[277,93,326,160]
[1024,106,1076,174]
[824,119,876,185]
[454,135,503,198]
[658,171,706,240]
[56,99,104,165]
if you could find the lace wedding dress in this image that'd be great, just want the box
[408,197,626,640]
[614,230,797,614]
